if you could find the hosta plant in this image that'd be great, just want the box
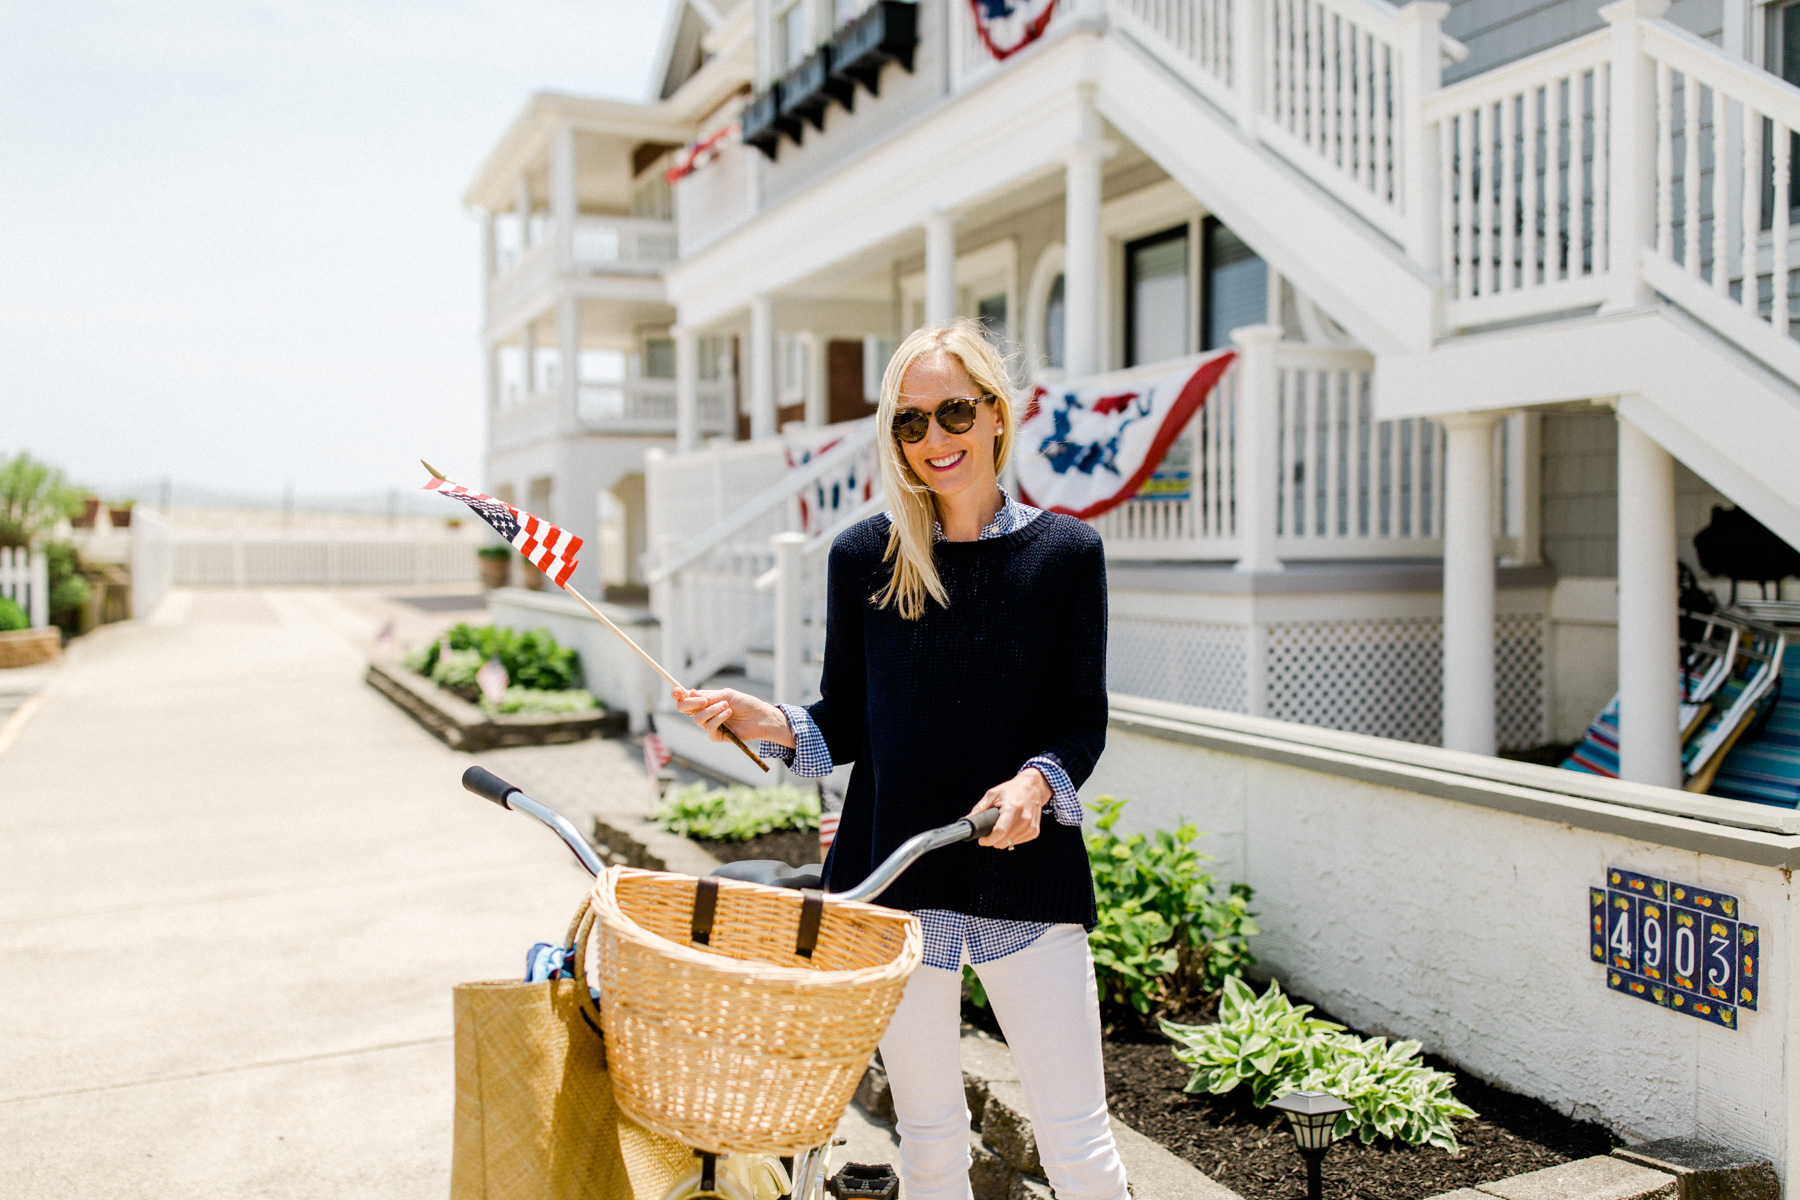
[1163,976,1476,1152]
[657,782,820,842]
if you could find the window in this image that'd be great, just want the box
[780,333,809,402]
[1202,218,1267,350]
[781,1,810,70]
[834,0,863,25]
[977,293,1008,345]
[643,337,675,379]
[1124,225,1190,367]
[1043,273,1066,370]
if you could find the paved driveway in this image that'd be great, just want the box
[0,590,603,1197]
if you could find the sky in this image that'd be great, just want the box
[0,0,668,503]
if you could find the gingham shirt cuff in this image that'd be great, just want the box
[761,703,835,777]
[1025,754,1082,826]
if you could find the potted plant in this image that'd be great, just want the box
[477,544,512,589]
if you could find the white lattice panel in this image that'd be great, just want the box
[1108,618,1250,713]
[1495,613,1548,751]
[1262,615,1547,750]
[1267,617,1445,743]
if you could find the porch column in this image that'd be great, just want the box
[749,295,777,439]
[480,211,496,280]
[515,177,532,247]
[674,325,700,454]
[1441,412,1500,756]
[557,295,580,426]
[484,345,500,413]
[550,124,578,273]
[925,211,957,327]
[521,321,537,398]
[1602,0,1669,310]
[1063,88,1111,378]
[1616,411,1682,787]
[1231,325,1283,573]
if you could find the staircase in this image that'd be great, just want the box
[1087,0,1800,545]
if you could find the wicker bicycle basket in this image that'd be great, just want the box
[587,865,922,1155]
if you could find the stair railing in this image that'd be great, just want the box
[646,420,879,690]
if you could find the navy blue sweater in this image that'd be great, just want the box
[813,511,1107,926]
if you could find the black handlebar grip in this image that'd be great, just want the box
[965,808,1002,837]
[462,765,520,809]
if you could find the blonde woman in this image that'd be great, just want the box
[675,319,1126,1200]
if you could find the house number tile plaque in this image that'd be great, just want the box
[1590,868,1759,1029]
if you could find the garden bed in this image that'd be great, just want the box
[692,827,821,867]
[367,659,624,750]
[964,994,1615,1200]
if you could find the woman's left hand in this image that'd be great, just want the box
[968,768,1052,850]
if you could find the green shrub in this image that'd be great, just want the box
[42,541,88,634]
[477,545,512,562]
[407,624,580,692]
[1163,977,1477,1152]
[1084,795,1258,1020]
[429,648,485,699]
[657,782,820,842]
[0,454,83,548]
[481,687,597,715]
[0,595,27,632]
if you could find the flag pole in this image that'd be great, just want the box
[421,460,768,773]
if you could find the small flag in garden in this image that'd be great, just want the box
[643,718,672,775]
[475,655,509,705]
[818,783,842,855]
[422,476,583,588]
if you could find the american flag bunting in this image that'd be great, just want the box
[423,477,583,588]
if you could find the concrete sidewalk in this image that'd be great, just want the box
[0,589,607,1197]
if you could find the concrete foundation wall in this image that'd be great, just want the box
[1084,697,1799,1182]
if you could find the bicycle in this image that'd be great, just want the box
[462,765,1000,1200]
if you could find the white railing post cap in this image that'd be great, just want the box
[772,530,809,547]
[1599,0,1669,24]
[1230,324,1284,347]
[1393,2,1450,27]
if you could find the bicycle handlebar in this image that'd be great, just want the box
[461,763,1013,899]
[462,766,520,809]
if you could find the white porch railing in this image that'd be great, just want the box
[485,215,677,327]
[646,422,881,688]
[1091,337,1446,560]
[1114,0,1800,386]
[571,216,678,276]
[492,393,561,453]
[574,380,732,434]
[0,547,49,627]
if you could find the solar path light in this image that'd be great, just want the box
[1270,1090,1351,1200]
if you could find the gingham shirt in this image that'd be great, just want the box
[761,490,1086,969]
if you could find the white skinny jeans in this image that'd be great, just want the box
[876,924,1130,1200]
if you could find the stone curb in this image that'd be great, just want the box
[365,658,625,751]
[859,1025,1243,1200]
[1424,1141,1779,1200]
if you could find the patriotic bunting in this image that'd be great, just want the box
[423,477,583,588]
[1015,350,1235,521]
[969,0,1059,60]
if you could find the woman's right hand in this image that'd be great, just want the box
[672,687,796,748]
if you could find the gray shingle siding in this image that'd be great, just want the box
[1444,0,1721,83]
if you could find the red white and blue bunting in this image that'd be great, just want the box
[1015,350,1235,521]
[969,0,1059,60]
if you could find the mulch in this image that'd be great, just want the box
[967,995,1616,1200]
[690,827,821,867]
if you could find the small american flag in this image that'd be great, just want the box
[423,477,583,588]
[475,655,509,705]
[643,723,672,775]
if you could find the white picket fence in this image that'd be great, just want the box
[0,547,49,627]
[170,535,484,588]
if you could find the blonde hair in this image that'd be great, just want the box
[874,319,1017,620]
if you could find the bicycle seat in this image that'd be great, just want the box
[710,860,825,890]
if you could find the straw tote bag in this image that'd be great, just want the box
[451,895,693,1200]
